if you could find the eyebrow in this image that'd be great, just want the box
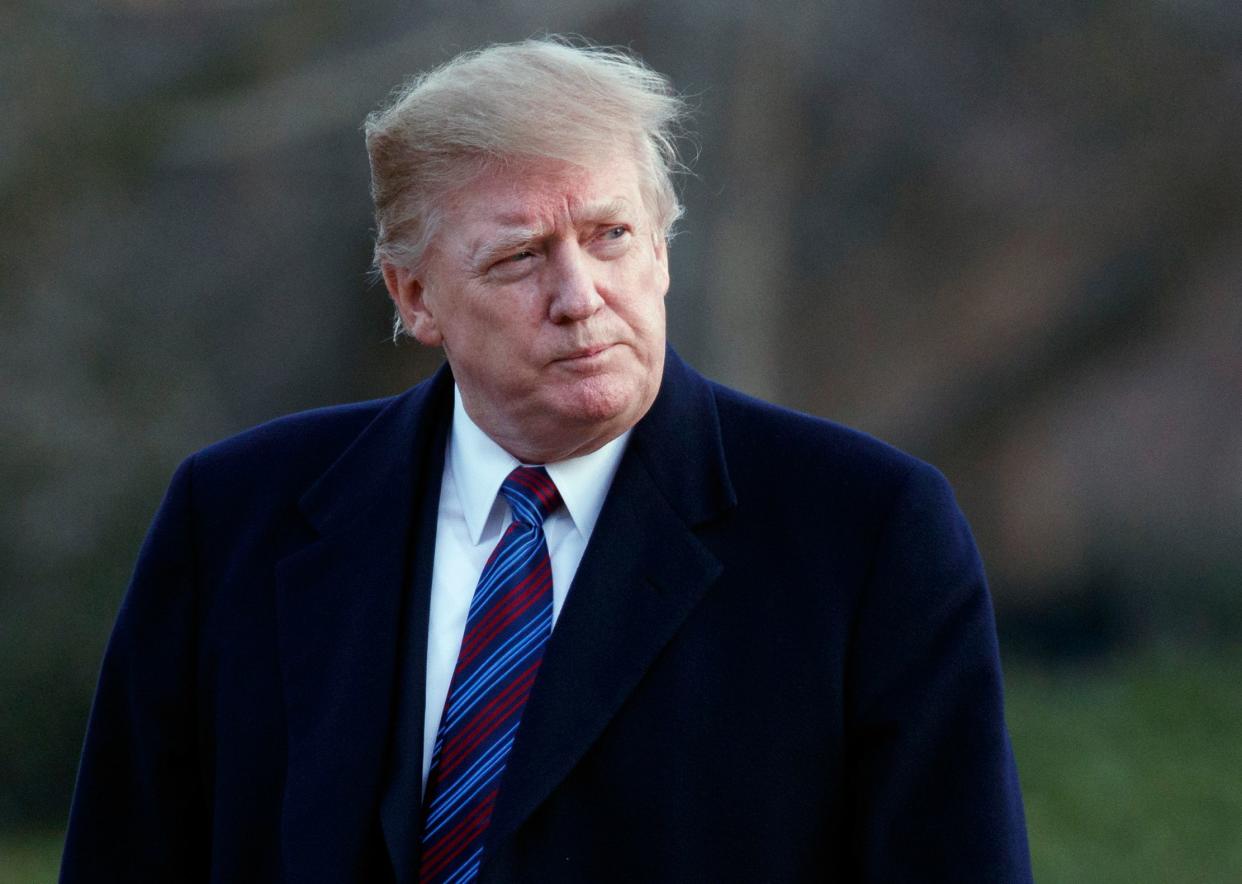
[468,198,634,266]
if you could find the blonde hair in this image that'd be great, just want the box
[365,37,688,284]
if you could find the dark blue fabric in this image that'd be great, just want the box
[61,349,1032,883]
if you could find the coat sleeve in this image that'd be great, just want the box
[845,461,1032,882]
[61,456,209,883]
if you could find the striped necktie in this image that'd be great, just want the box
[418,466,562,883]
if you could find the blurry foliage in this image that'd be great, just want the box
[0,831,63,884]
[1007,650,1242,882]
[2,0,1239,836]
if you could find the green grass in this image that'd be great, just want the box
[1006,650,1242,883]
[5,652,1241,882]
[0,831,61,884]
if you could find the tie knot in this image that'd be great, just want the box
[500,466,561,527]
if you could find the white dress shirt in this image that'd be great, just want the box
[421,386,630,787]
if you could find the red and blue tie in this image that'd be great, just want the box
[418,466,562,883]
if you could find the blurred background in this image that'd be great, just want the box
[2,0,1240,880]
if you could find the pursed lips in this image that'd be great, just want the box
[554,343,616,363]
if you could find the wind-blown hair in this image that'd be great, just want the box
[364,38,688,283]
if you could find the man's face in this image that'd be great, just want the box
[385,154,670,463]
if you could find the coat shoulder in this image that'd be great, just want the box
[706,380,934,503]
[191,396,394,486]
[164,396,412,528]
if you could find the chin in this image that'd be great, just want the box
[555,374,650,428]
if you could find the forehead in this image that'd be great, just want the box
[442,155,647,235]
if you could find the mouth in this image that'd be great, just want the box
[555,344,615,364]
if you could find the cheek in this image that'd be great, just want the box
[613,261,667,314]
[654,255,670,295]
[487,316,546,367]
[632,273,669,330]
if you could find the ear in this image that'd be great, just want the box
[382,261,443,347]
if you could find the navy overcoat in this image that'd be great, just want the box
[63,349,1031,882]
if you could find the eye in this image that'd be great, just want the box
[488,249,536,276]
[593,225,631,253]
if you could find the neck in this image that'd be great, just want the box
[489,425,625,465]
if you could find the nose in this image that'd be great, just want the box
[547,245,605,323]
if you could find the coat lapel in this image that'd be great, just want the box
[483,350,737,863]
[379,426,449,884]
[275,365,453,883]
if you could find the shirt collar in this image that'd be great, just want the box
[448,385,631,545]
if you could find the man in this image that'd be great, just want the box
[63,39,1031,883]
